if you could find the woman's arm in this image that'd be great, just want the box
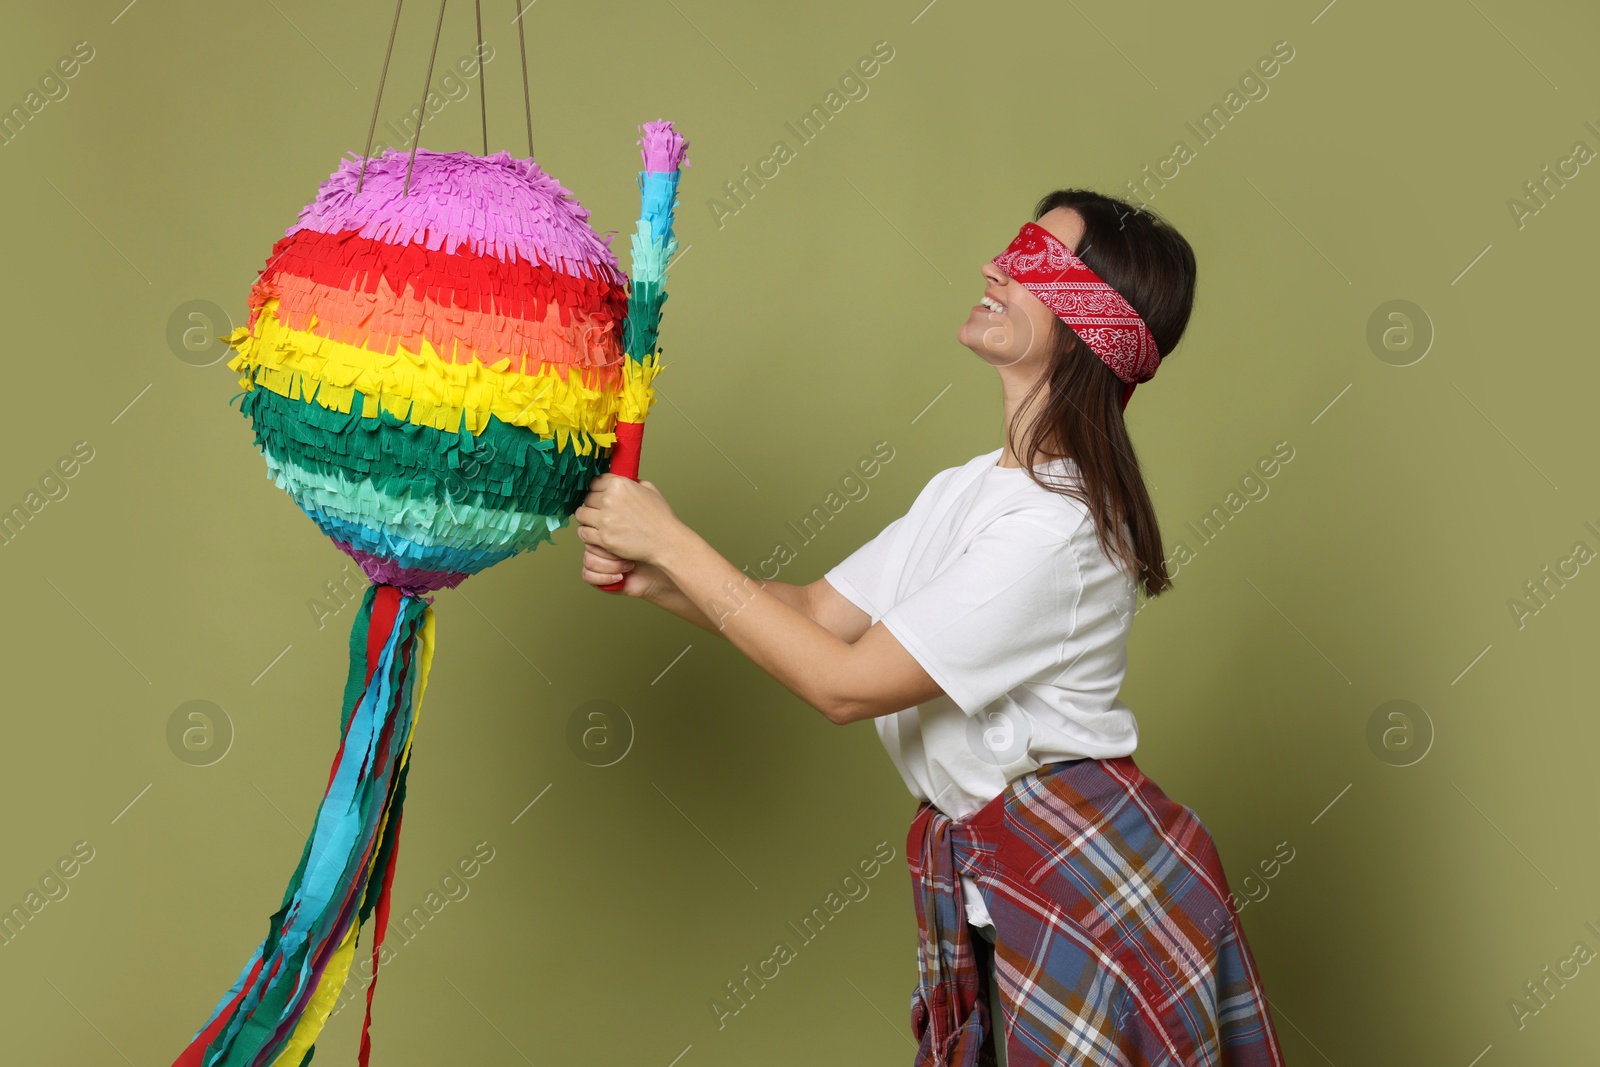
[581,544,875,644]
[575,475,942,724]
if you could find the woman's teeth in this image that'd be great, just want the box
[981,296,1007,314]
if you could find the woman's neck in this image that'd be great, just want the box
[996,362,1057,468]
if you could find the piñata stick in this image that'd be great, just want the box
[602,119,690,592]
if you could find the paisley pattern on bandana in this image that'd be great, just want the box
[993,222,1162,385]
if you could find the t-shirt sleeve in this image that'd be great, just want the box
[822,513,907,620]
[877,516,1086,716]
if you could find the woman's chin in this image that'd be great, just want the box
[956,321,990,357]
[955,326,1001,364]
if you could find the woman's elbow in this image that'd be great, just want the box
[815,692,877,726]
[814,671,938,724]
[813,696,852,725]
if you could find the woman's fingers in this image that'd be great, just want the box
[581,564,624,588]
[581,563,643,593]
[580,551,627,581]
[582,546,634,574]
[586,548,633,571]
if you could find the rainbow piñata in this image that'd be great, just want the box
[227,145,663,593]
[174,123,688,1067]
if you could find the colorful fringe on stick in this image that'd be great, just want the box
[175,122,688,1065]
[602,121,689,588]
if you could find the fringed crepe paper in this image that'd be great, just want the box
[175,124,688,1067]
[599,120,689,589]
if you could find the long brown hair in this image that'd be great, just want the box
[1008,189,1197,599]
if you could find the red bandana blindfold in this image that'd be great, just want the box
[992,222,1161,410]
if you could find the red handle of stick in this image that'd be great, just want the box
[599,419,645,593]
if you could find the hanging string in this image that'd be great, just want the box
[474,0,488,155]
[404,0,451,196]
[357,0,407,194]
[514,0,534,157]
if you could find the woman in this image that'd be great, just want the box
[574,189,1286,1066]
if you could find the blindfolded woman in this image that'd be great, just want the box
[576,188,1286,1067]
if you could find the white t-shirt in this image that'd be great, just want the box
[823,447,1141,929]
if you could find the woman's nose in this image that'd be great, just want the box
[980,260,1006,285]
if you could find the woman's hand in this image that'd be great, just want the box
[574,474,685,568]
[579,542,671,600]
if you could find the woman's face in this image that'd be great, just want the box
[957,206,1086,369]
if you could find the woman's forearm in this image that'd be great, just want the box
[575,482,940,722]
[644,566,811,635]
[643,580,723,634]
[652,525,854,714]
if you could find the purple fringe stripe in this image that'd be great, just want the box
[637,119,690,174]
[288,149,625,281]
[336,540,469,595]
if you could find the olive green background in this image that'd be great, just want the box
[2,0,1597,1063]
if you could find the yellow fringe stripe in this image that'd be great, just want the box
[227,300,654,455]
[618,350,664,424]
[267,921,360,1067]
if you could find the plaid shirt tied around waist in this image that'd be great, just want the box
[906,756,1288,1067]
